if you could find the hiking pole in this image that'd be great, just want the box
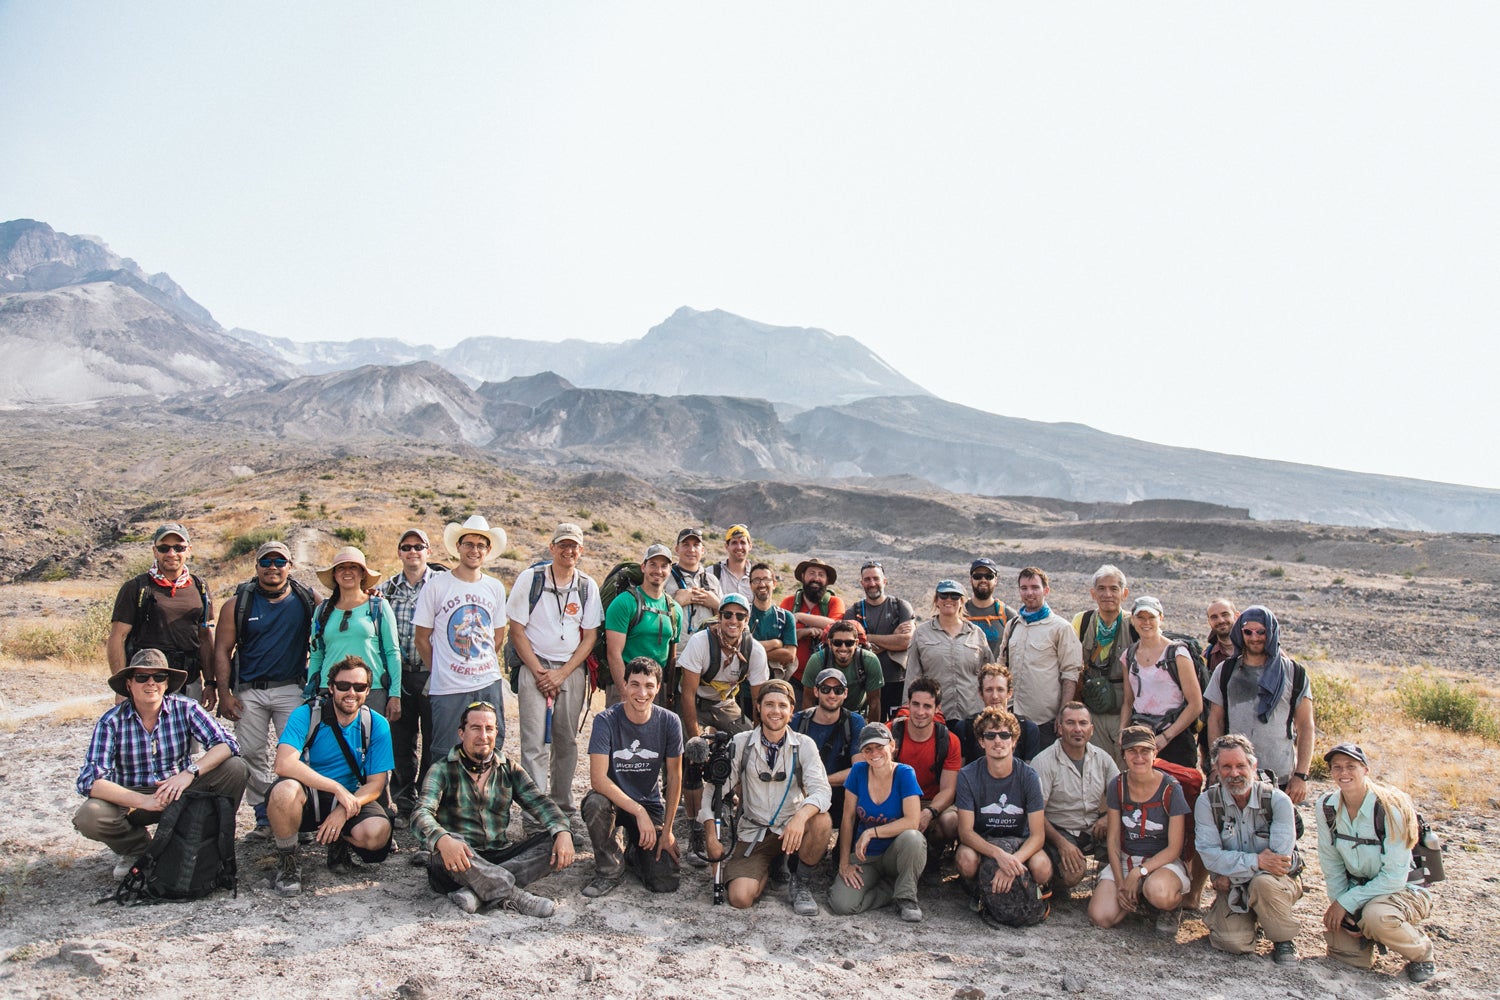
[711,783,727,905]
[544,695,554,745]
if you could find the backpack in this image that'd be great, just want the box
[977,843,1051,927]
[1206,779,1303,875]
[1116,763,1202,864]
[123,572,212,667]
[793,587,833,618]
[793,707,856,769]
[303,697,373,780]
[591,562,681,696]
[890,716,952,784]
[1126,640,1204,734]
[1076,610,1138,716]
[1320,793,1445,886]
[229,578,318,686]
[311,593,389,687]
[1216,656,1309,740]
[114,791,237,905]
[699,626,757,693]
[503,560,596,682]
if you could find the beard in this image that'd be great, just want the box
[972,580,993,601]
[801,579,826,602]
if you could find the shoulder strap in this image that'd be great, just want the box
[1286,660,1307,739]
[233,581,256,642]
[527,564,548,613]
[192,574,211,625]
[327,705,370,784]
[999,615,1021,668]
[290,579,318,620]
[933,723,950,780]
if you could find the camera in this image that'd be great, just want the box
[685,730,736,788]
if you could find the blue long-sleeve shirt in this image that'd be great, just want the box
[1194,780,1297,882]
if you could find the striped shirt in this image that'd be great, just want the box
[412,748,567,853]
[76,694,239,795]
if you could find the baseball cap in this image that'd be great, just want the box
[1323,742,1369,767]
[857,722,893,749]
[551,523,585,545]
[935,579,965,597]
[642,543,673,564]
[815,667,847,688]
[676,527,704,544]
[153,523,190,544]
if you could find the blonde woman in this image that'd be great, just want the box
[1118,596,1202,769]
[829,722,927,922]
[1317,743,1437,984]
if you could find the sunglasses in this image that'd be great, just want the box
[720,611,748,621]
[331,680,370,693]
[257,556,289,568]
[756,768,789,782]
[979,730,1015,742]
[399,543,428,552]
[817,684,846,694]
[970,572,995,581]
[467,700,496,711]
[1240,627,1267,637]
[132,671,170,684]
[935,593,963,601]
[829,639,857,648]
[339,609,352,632]
[155,543,188,553]
[860,561,883,571]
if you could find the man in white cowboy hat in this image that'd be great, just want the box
[415,515,509,765]
[74,649,249,879]
[779,557,845,686]
[107,523,215,705]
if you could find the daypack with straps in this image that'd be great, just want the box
[591,562,681,697]
[1126,640,1205,734]
[891,716,952,784]
[229,578,318,686]
[1216,655,1309,740]
[123,572,212,669]
[1320,792,1445,886]
[114,791,237,905]
[1076,609,1138,716]
[794,707,856,767]
[303,697,372,778]
[1206,779,1302,875]
[793,587,833,618]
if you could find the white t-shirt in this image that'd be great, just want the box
[414,571,508,696]
[678,627,769,703]
[505,565,603,663]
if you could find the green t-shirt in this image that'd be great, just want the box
[604,587,682,668]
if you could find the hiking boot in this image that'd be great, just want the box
[1406,960,1437,984]
[245,823,273,841]
[1155,908,1181,937]
[582,874,623,899]
[447,887,481,913]
[896,898,923,923]
[788,872,818,916]
[1271,940,1298,965]
[498,887,555,918]
[687,826,708,868]
[326,841,358,874]
[407,849,431,868]
[271,850,302,897]
[111,853,135,880]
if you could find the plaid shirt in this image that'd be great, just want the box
[412,748,567,853]
[76,694,239,796]
[383,568,436,668]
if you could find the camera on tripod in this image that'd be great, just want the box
[685,729,736,788]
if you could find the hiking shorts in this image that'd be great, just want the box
[276,778,392,861]
[721,834,789,884]
[1099,854,1190,892]
[1043,827,1107,869]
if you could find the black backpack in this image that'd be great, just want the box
[123,572,212,667]
[114,791,237,905]
[229,578,318,686]
[504,560,596,685]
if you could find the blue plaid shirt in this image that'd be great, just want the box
[383,567,437,668]
[76,694,239,796]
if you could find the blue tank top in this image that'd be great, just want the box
[239,589,309,684]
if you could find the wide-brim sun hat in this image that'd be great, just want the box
[443,515,507,563]
[318,546,383,590]
[108,648,189,697]
[794,557,838,585]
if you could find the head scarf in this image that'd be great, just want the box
[1230,605,1291,724]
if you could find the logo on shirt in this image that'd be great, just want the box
[981,795,1026,817]
[1123,808,1163,837]
[564,601,580,616]
[613,740,660,762]
[447,604,494,660]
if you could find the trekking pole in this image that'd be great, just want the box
[711,784,726,905]
[544,695,554,745]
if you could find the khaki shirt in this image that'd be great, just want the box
[1003,613,1083,725]
[1031,740,1117,833]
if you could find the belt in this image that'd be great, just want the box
[241,679,300,691]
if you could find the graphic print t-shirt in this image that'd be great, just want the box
[955,758,1044,839]
[1106,773,1190,858]
[414,572,508,695]
[588,703,683,820]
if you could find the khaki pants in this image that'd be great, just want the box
[517,659,589,813]
[231,683,304,808]
[1325,888,1434,966]
[1205,873,1304,952]
[828,829,927,915]
[1089,711,1124,771]
[73,757,249,857]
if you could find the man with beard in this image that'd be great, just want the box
[604,544,684,706]
[1031,702,1118,891]
[711,524,755,601]
[108,523,214,704]
[1195,734,1303,963]
[665,527,723,635]
[412,700,571,916]
[780,558,845,685]
[963,558,1013,661]
[701,680,833,915]
[1071,565,1136,768]
[801,619,882,716]
[1205,606,1314,804]
[844,561,914,720]
[1001,567,1083,752]
[1205,599,1238,675]
[211,540,318,839]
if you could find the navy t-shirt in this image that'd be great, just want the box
[1107,773,1190,858]
[955,758,1045,839]
[588,703,683,821]
[792,709,867,775]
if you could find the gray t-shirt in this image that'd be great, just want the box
[1205,659,1309,781]
[1107,773,1190,858]
[843,596,916,683]
[955,758,1044,840]
[588,702,683,821]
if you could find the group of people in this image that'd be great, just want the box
[72,520,1438,984]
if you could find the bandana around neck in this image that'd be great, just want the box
[1020,604,1051,624]
[149,563,192,597]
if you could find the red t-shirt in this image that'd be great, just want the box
[893,722,963,800]
[780,591,847,682]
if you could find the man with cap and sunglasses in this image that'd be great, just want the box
[212,539,319,839]
[74,649,249,879]
[665,527,723,635]
[963,558,1014,661]
[792,663,868,843]
[780,557,846,685]
[107,523,215,705]
[844,561,914,721]
[381,527,445,828]
[801,619,883,717]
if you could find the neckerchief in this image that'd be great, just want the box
[760,731,787,771]
[149,562,192,597]
[1020,603,1052,624]
[257,581,290,600]
[460,750,497,796]
[1094,612,1121,649]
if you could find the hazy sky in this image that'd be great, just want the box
[4,4,1497,489]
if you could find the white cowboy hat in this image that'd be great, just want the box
[443,515,507,562]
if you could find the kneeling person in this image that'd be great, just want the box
[701,680,833,915]
[74,650,249,879]
[956,707,1052,925]
[412,700,572,915]
[582,657,683,898]
[268,656,395,896]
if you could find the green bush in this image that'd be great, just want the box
[1397,675,1500,741]
[333,526,366,545]
[1265,566,1286,578]
[590,520,609,534]
[629,529,645,541]
[2,599,112,661]
[225,528,282,559]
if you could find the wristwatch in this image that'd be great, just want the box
[186,761,200,777]
[1292,771,1309,781]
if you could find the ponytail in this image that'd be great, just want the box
[1370,782,1420,849]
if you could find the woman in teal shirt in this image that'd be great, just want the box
[308,547,402,722]
[1316,742,1436,984]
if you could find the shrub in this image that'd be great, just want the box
[590,520,609,534]
[499,549,520,561]
[2,599,112,662]
[1330,576,1346,586]
[630,529,645,541]
[333,526,366,545]
[1397,675,1500,741]
[1265,566,1286,578]
[225,528,282,559]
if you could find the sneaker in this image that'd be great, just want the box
[298,831,314,844]
[499,887,556,918]
[447,887,480,913]
[687,827,708,869]
[788,872,818,916]
[392,814,410,831]
[1406,960,1437,984]
[1155,908,1181,937]
[245,824,273,841]
[271,851,302,897]
[896,898,923,923]
[111,853,135,880]
[326,842,357,874]
[407,850,431,868]
[1272,940,1298,965]
[582,874,623,899]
